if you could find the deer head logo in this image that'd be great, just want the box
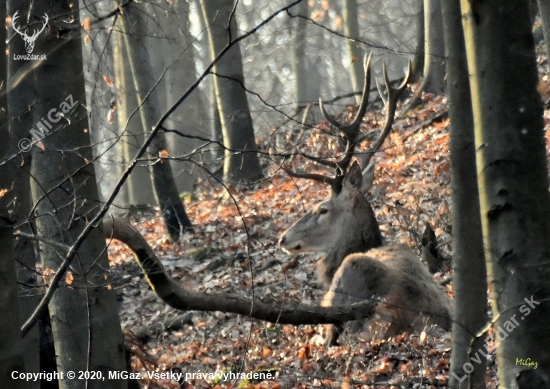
[12,11,49,54]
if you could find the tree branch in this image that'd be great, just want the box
[104,216,378,326]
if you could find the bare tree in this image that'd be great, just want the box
[418,0,445,94]
[27,2,126,387]
[537,0,550,61]
[343,0,364,103]
[461,0,550,386]
[112,21,155,206]
[6,1,42,380]
[200,0,264,184]
[0,4,26,380]
[442,0,487,387]
[117,1,193,240]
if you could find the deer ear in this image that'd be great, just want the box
[360,160,375,195]
[342,161,363,194]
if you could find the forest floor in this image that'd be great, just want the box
[108,52,550,389]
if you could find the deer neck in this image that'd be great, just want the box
[318,202,383,287]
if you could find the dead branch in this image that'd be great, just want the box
[103,216,378,327]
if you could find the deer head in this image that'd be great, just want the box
[279,54,411,286]
[12,11,49,54]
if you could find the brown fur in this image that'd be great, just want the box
[279,163,451,345]
[321,244,451,343]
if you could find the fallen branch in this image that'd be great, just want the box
[103,216,378,327]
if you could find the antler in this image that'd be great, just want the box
[284,54,411,193]
[11,11,26,38]
[29,14,49,39]
[12,11,48,39]
[359,60,412,171]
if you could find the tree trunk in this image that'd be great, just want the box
[461,0,550,387]
[155,1,208,192]
[119,3,193,241]
[537,0,550,61]
[0,6,26,381]
[29,2,127,387]
[343,0,364,104]
[442,1,487,388]
[0,212,26,389]
[6,1,41,381]
[201,0,264,184]
[411,0,425,83]
[421,0,445,93]
[194,0,224,164]
[112,16,155,206]
[293,0,317,105]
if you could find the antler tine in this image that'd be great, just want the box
[36,14,49,36]
[361,60,412,168]
[11,11,24,36]
[281,133,341,191]
[282,165,338,189]
[375,78,387,106]
[346,53,373,139]
[319,98,345,132]
[318,53,372,142]
[284,55,410,194]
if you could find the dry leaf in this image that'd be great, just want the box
[82,17,91,32]
[66,271,74,285]
[103,75,114,87]
[373,359,392,374]
[333,15,343,30]
[107,108,116,124]
[36,140,46,151]
[341,376,351,389]
[43,268,54,283]
[420,330,427,343]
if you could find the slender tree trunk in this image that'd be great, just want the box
[119,2,193,241]
[112,20,155,206]
[29,2,126,387]
[201,0,264,184]
[461,0,550,387]
[293,0,315,104]
[537,0,550,61]
[343,0,364,104]
[442,1,487,388]
[0,212,26,389]
[154,0,207,192]
[421,0,445,93]
[194,0,223,164]
[0,5,26,383]
[411,0,425,83]
[80,0,130,209]
[6,1,41,380]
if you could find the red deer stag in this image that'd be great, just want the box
[279,55,451,345]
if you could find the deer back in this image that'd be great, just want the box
[321,244,451,341]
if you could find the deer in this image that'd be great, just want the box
[279,54,451,346]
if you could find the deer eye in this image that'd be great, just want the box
[318,208,329,215]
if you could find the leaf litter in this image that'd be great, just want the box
[108,52,550,387]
